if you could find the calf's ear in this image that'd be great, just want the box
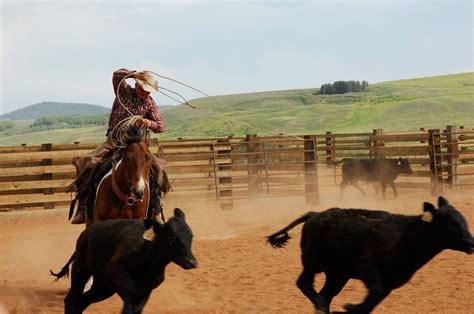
[174,208,185,219]
[422,202,435,222]
[438,196,449,207]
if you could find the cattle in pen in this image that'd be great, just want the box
[338,157,413,198]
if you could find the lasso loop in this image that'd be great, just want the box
[110,73,149,148]
[146,70,304,141]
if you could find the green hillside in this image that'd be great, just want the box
[0,73,472,145]
[163,72,473,137]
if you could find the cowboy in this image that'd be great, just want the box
[69,68,169,224]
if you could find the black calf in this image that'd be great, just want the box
[339,157,413,199]
[51,208,196,314]
[267,197,473,313]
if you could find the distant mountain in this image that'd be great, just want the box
[0,102,110,120]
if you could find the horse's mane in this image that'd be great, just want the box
[124,126,145,145]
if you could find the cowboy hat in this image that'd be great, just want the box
[134,71,159,93]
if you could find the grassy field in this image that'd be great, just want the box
[0,72,472,145]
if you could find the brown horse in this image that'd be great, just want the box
[87,127,152,226]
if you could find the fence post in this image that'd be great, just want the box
[246,134,259,198]
[428,129,443,195]
[446,125,459,188]
[325,131,333,166]
[419,128,426,143]
[41,143,54,209]
[304,135,319,206]
[372,129,385,159]
[217,137,233,210]
[459,126,467,164]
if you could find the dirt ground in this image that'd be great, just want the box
[0,188,473,313]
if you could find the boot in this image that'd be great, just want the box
[69,162,102,225]
[71,207,86,224]
[70,196,88,225]
[148,189,165,222]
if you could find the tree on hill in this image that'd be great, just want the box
[318,80,369,95]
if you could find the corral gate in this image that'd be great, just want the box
[159,134,319,209]
[429,126,474,194]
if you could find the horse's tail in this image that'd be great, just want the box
[266,212,316,248]
[50,252,75,281]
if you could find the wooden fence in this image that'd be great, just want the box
[0,126,473,211]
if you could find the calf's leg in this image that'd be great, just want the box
[381,183,387,199]
[389,182,398,198]
[109,261,136,296]
[344,269,389,313]
[350,181,365,196]
[122,293,151,314]
[319,273,349,311]
[340,180,348,199]
[296,268,328,313]
[65,261,91,314]
[80,278,115,311]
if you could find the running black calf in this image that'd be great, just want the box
[51,208,197,314]
[267,197,473,313]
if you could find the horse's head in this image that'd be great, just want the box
[122,126,152,201]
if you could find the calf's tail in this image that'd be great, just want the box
[50,252,75,281]
[266,212,316,248]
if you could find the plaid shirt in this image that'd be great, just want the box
[108,68,165,138]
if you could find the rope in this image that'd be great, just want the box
[147,71,304,141]
[158,87,195,109]
[113,70,305,142]
[111,73,149,147]
[109,116,145,147]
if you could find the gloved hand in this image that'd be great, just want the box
[136,117,153,128]
[133,71,150,82]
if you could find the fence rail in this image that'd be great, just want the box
[1,126,473,210]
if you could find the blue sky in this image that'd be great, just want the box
[1,0,472,114]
